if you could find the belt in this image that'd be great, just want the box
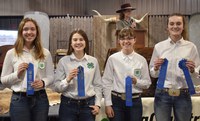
[61,95,95,105]
[157,88,189,96]
[13,90,46,97]
[111,91,141,100]
[162,88,189,93]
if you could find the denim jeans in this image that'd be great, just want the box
[9,90,49,121]
[109,94,142,121]
[154,89,192,121]
[59,95,95,121]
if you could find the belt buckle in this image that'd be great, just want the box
[168,89,180,96]
[121,93,126,100]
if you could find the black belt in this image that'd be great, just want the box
[61,95,95,105]
[13,90,46,97]
[111,91,141,100]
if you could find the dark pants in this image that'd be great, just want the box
[154,89,192,121]
[59,95,95,121]
[109,94,143,121]
[10,90,49,121]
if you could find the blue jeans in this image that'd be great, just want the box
[10,90,49,121]
[109,94,142,121]
[154,89,192,121]
[59,95,95,121]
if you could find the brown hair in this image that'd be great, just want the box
[119,12,125,20]
[14,18,45,60]
[67,29,89,55]
[167,13,187,39]
[118,27,136,40]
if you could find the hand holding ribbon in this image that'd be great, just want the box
[179,59,196,95]
[157,58,168,89]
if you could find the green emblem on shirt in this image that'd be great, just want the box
[134,69,141,78]
[38,61,45,69]
[87,62,94,69]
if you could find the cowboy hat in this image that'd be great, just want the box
[116,3,136,13]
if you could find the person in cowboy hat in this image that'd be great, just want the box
[116,3,137,31]
[115,3,137,49]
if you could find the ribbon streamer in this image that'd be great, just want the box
[27,63,34,96]
[77,66,85,97]
[157,58,168,89]
[179,59,196,95]
[126,76,133,106]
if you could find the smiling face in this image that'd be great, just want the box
[123,9,132,19]
[71,33,86,53]
[118,27,136,54]
[120,36,136,54]
[22,21,37,46]
[167,15,184,40]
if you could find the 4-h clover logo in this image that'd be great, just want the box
[87,62,94,69]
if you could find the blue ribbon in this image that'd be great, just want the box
[157,58,168,89]
[27,63,34,96]
[125,76,133,106]
[77,66,85,97]
[179,59,196,95]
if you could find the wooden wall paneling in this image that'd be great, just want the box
[163,0,169,15]
[1,0,200,16]
[149,15,155,46]
[142,0,148,15]
[148,15,168,47]
[186,0,192,15]
[184,16,189,40]
[198,0,200,12]
[136,0,142,15]
[155,0,163,15]
[174,0,180,13]
[191,0,198,14]
[168,0,174,14]
[179,0,187,14]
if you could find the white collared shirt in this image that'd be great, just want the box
[102,51,151,106]
[149,37,200,89]
[53,53,102,106]
[1,48,54,92]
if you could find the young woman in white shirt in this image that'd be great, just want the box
[54,29,102,121]
[149,13,200,121]
[102,27,151,121]
[1,18,54,121]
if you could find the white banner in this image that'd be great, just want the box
[96,97,200,121]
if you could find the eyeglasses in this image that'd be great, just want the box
[120,37,135,41]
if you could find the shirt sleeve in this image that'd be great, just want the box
[149,46,160,78]
[41,50,54,87]
[102,57,114,106]
[93,59,103,107]
[53,59,69,93]
[1,50,20,86]
[190,44,200,77]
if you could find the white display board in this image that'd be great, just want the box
[0,30,17,46]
